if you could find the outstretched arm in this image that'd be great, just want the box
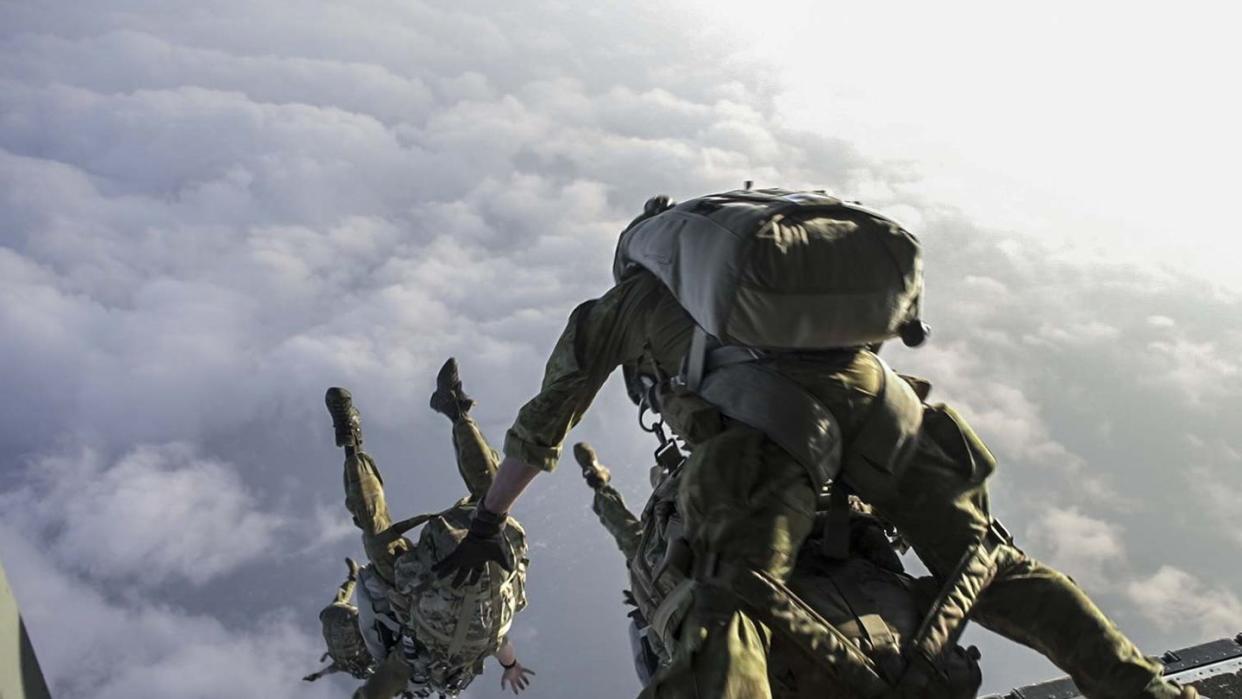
[482,456,543,515]
[434,274,666,584]
[432,457,539,585]
[495,637,535,694]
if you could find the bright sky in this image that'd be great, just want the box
[690,0,1242,286]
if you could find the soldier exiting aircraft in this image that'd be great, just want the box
[433,189,1196,699]
[574,441,982,698]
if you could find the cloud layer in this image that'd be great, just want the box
[2,1,1240,697]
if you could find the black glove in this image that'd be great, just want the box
[431,504,515,587]
[621,195,676,232]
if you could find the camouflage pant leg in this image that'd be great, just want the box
[642,423,818,699]
[451,416,499,501]
[335,575,358,606]
[593,484,643,561]
[344,451,409,585]
[352,650,411,699]
[852,414,1174,699]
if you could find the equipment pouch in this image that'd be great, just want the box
[921,404,996,486]
[656,385,726,445]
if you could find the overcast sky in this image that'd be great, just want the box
[1,1,1240,697]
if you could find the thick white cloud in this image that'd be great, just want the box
[1,445,283,586]
[1026,508,1126,590]
[1127,567,1242,637]
[2,1,1240,697]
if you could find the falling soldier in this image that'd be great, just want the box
[433,189,1197,699]
[322,358,535,698]
[304,558,380,685]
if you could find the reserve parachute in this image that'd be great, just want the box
[613,188,925,350]
[392,502,528,687]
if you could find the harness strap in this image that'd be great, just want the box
[908,519,1012,667]
[683,325,710,392]
[698,559,894,698]
[820,483,852,560]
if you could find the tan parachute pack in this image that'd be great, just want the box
[318,602,373,677]
[613,188,925,350]
[392,501,528,676]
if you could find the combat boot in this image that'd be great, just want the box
[325,387,363,449]
[429,357,475,422]
[574,442,611,489]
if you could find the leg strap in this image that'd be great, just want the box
[908,519,1012,668]
[698,556,893,698]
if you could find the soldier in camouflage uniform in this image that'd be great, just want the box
[574,442,643,561]
[574,441,983,698]
[434,254,1193,696]
[325,359,534,698]
[304,558,377,684]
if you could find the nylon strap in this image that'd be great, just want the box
[908,519,1012,665]
[820,483,852,560]
[702,561,893,697]
[446,586,481,659]
[683,325,709,392]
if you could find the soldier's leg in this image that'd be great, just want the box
[855,407,1177,699]
[429,357,497,500]
[575,442,644,560]
[593,485,643,561]
[335,558,361,606]
[327,388,409,584]
[642,424,817,699]
[450,416,499,500]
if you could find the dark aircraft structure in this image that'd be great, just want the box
[0,556,53,699]
[983,634,1242,698]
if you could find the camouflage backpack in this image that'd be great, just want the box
[318,601,374,678]
[392,501,528,685]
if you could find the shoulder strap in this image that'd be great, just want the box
[375,510,445,546]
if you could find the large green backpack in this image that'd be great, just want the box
[613,188,924,350]
[392,502,528,682]
[614,188,926,486]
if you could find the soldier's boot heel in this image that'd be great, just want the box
[429,357,475,421]
[573,442,611,489]
[325,387,363,449]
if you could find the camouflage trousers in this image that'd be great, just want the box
[642,396,1175,698]
[343,415,500,584]
[592,484,643,561]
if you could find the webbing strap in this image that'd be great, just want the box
[908,520,1012,666]
[683,325,709,392]
[446,586,481,659]
[376,510,442,545]
[703,561,893,698]
[820,483,852,560]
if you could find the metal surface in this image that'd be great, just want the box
[0,555,53,699]
[981,634,1242,699]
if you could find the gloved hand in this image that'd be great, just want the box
[622,195,676,232]
[432,503,515,587]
